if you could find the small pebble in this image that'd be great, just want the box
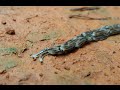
[31,67,34,69]
[1,21,7,25]
[64,66,70,70]
[6,74,9,79]
[84,72,91,78]
[17,54,23,58]
[112,51,116,54]
[0,69,7,74]
[13,19,16,22]
[39,73,43,77]
[62,61,66,64]
[54,71,58,74]
[117,66,120,68]
[5,28,15,35]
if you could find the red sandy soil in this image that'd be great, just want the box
[0,6,120,85]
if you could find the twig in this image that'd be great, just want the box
[69,14,112,20]
[25,15,38,22]
[70,7,100,11]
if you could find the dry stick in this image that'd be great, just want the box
[25,15,39,22]
[70,7,100,11]
[69,14,112,20]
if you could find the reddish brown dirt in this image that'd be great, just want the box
[0,6,120,85]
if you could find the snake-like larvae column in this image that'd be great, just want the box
[31,24,120,62]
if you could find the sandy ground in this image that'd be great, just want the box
[0,6,120,85]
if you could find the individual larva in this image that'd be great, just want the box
[31,24,120,63]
